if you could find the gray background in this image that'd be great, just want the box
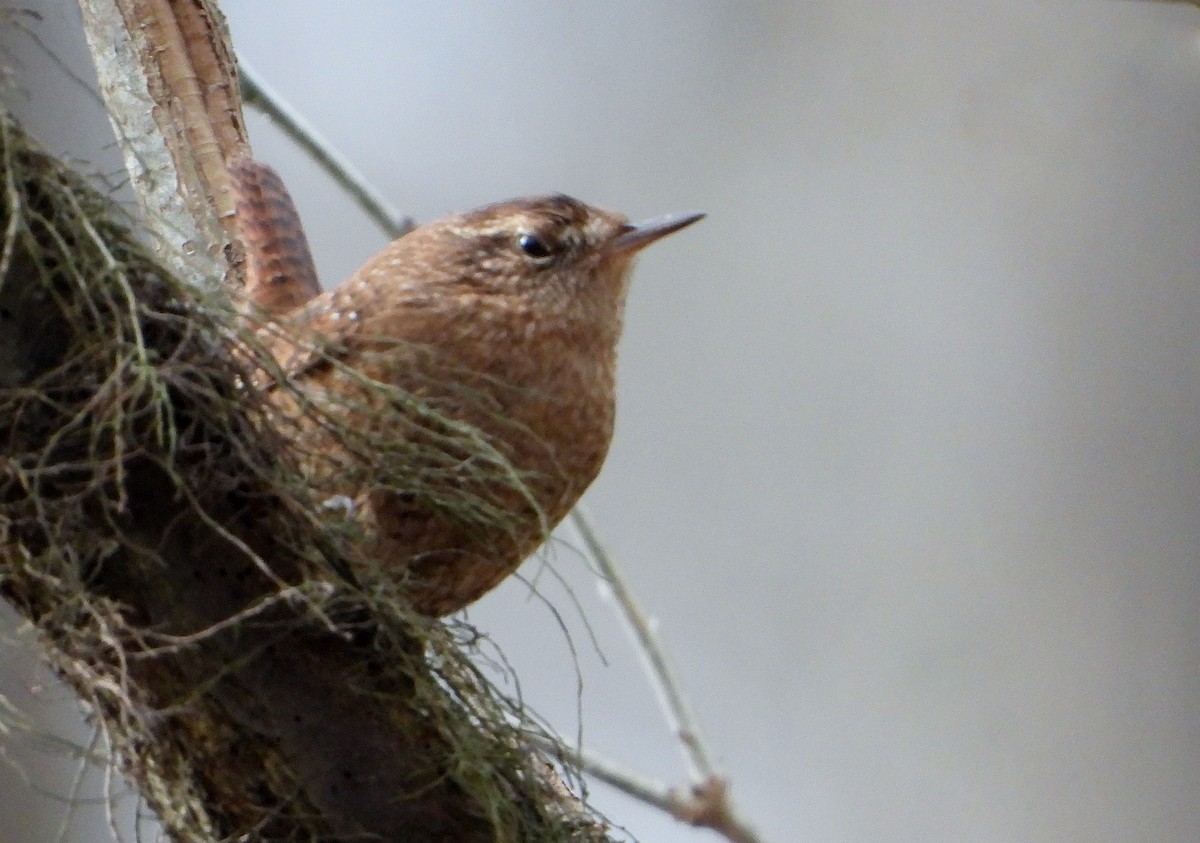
[1,2,1198,841]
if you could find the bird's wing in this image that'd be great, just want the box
[255,282,444,394]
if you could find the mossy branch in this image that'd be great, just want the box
[0,2,616,840]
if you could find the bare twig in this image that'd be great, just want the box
[567,511,769,830]
[569,506,716,779]
[238,60,414,239]
[528,733,763,843]
[526,732,677,814]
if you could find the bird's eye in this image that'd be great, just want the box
[517,232,554,260]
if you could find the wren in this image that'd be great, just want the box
[259,192,703,615]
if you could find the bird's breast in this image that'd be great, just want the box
[422,308,619,514]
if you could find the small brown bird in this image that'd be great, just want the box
[259,191,702,615]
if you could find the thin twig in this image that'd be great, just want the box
[528,733,763,843]
[526,732,676,814]
[238,60,414,239]
[570,505,716,780]
[571,508,770,842]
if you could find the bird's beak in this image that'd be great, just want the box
[608,210,705,256]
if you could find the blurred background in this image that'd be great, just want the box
[2,2,1198,841]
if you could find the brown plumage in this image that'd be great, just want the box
[228,157,322,314]
[254,187,702,615]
